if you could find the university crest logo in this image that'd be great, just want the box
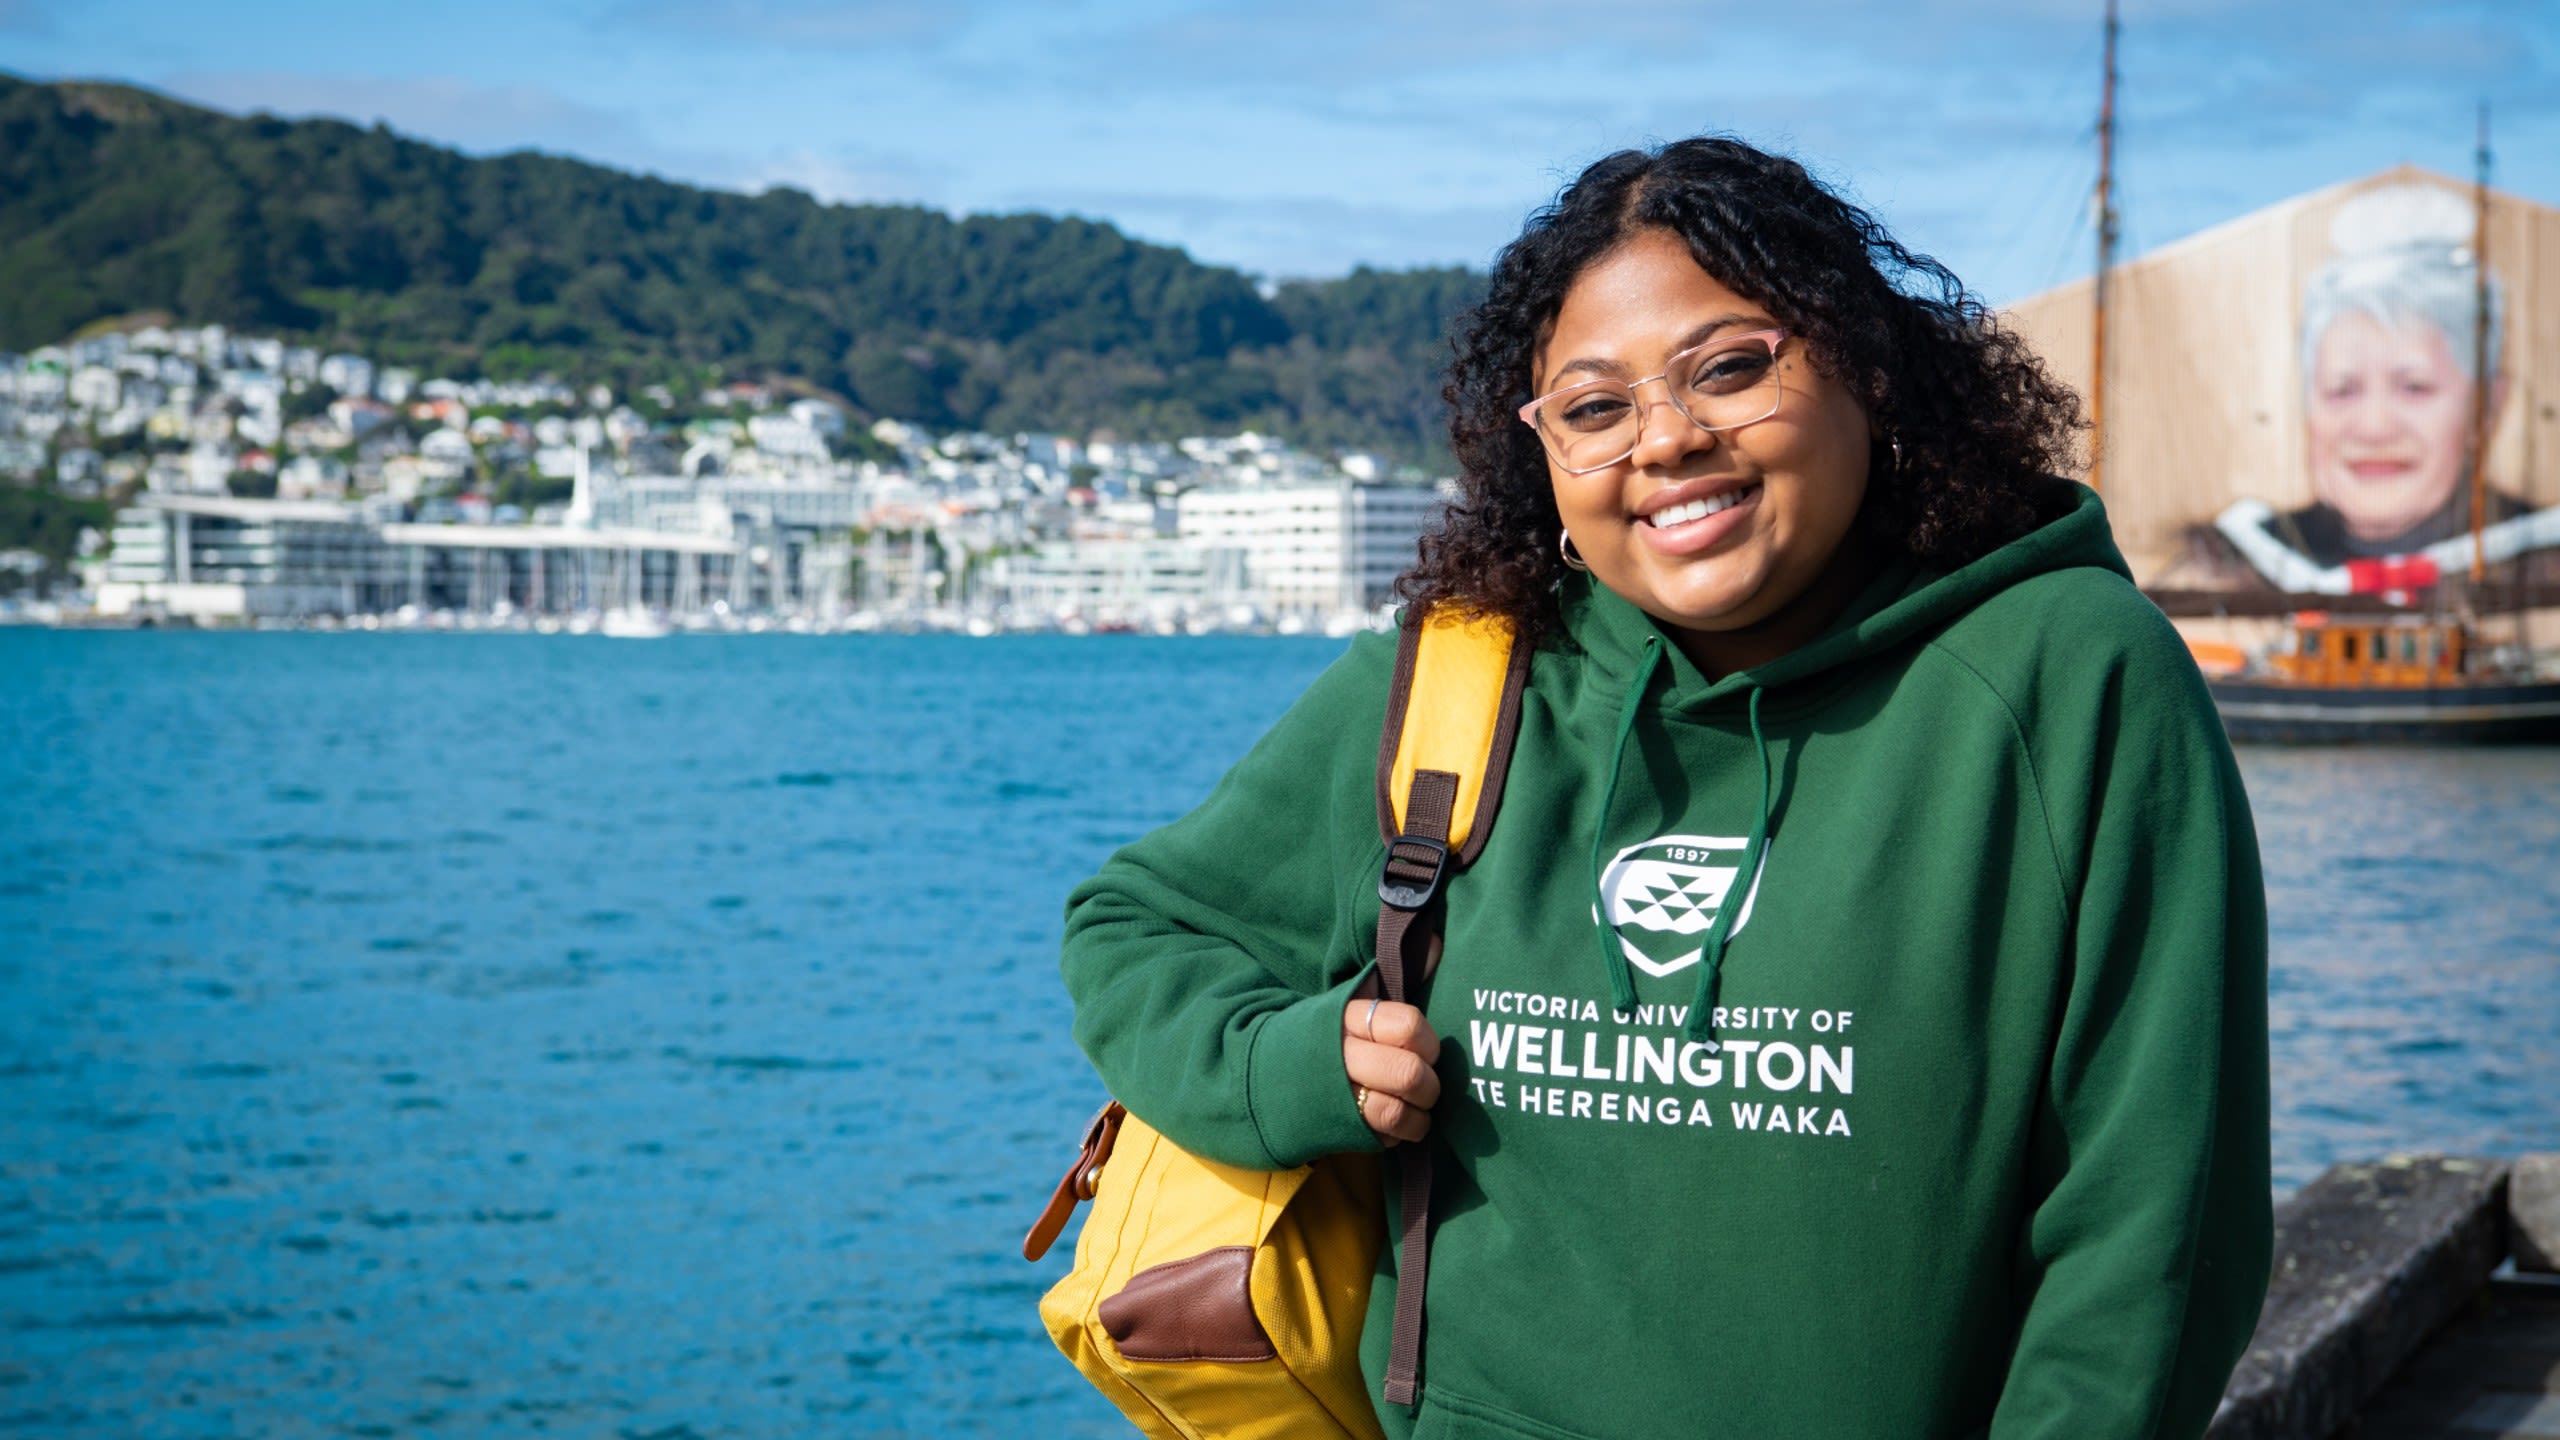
[1597,833,1767,977]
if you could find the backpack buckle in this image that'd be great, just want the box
[1377,835,1449,911]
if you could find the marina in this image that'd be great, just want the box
[50,456,1437,639]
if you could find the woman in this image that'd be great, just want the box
[2201,181,2560,594]
[1062,138,2270,1438]
[2297,271,2497,558]
[2294,181,2510,562]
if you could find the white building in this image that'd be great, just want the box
[96,494,400,619]
[317,356,373,399]
[278,455,350,500]
[746,412,830,464]
[419,428,474,466]
[68,365,120,413]
[1177,480,1446,616]
[0,437,44,481]
[589,474,866,533]
[183,442,235,494]
[1003,539,1239,624]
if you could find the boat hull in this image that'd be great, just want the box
[2207,677,2560,744]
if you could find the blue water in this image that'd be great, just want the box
[3,632,2557,1437]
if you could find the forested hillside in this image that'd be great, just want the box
[0,74,1483,460]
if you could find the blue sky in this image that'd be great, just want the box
[6,0,2556,304]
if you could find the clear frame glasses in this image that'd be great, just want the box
[1517,328,1790,475]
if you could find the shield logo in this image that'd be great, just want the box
[1597,834,1766,977]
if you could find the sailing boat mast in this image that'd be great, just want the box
[2089,0,2121,495]
[2466,102,2492,586]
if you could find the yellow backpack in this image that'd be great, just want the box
[1024,606,1530,1438]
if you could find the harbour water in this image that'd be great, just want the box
[4,631,2557,1437]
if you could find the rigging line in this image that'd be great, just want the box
[2027,64,2111,294]
[1990,135,2100,299]
[1977,25,2108,302]
[2039,160,2097,294]
[1988,116,2102,299]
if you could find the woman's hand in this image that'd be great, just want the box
[1343,995,1441,1145]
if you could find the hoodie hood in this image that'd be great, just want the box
[1565,483,2131,1037]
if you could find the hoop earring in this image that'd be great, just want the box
[1559,530,1591,572]
[1888,433,1905,474]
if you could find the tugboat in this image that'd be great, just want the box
[2195,613,2560,744]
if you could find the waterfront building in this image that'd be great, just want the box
[90,466,822,622]
[1177,479,1447,616]
[1001,539,1243,626]
[96,494,402,619]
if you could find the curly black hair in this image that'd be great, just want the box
[1398,136,2085,645]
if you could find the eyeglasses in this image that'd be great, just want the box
[1517,328,1790,475]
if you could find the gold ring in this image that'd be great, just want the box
[1353,1083,1370,1112]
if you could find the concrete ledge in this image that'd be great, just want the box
[2209,1155,2511,1440]
[2512,1154,2560,1274]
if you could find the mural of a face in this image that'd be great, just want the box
[2305,310,2472,544]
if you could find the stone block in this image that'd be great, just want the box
[2512,1152,2560,1274]
[2209,1154,2510,1440]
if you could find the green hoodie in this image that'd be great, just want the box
[1061,486,2271,1440]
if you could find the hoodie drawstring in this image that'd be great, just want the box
[1683,685,1769,1047]
[1585,637,1778,1046]
[1590,634,1662,1017]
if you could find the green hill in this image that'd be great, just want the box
[0,74,1483,461]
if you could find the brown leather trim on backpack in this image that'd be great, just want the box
[1099,1246,1279,1363]
[1022,1101,1125,1263]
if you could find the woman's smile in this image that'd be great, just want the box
[1634,477,1762,554]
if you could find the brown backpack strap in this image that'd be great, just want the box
[1372,606,1529,1409]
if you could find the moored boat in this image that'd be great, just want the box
[600,606,672,639]
[2195,612,2560,744]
